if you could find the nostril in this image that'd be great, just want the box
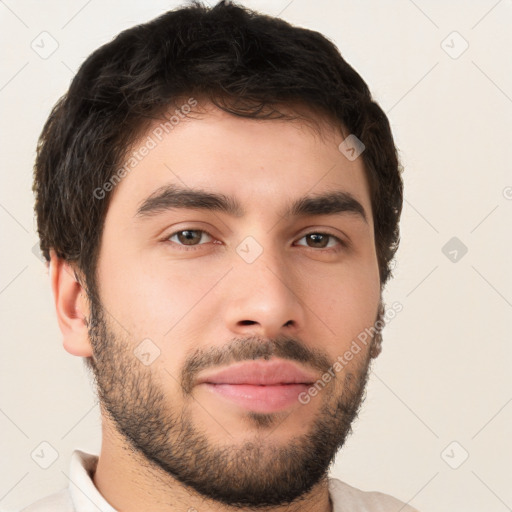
[240,320,257,326]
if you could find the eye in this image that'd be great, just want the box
[164,229,346,252]
[295,232,345,251]
[166,229,214,247]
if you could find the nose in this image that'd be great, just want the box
[223,247,306,340]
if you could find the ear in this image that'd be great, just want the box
[369,299,385,359]
[49,250,93,357]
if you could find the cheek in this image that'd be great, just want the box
[97,253,219,345]
[308,260,380,349]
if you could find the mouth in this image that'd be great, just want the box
[196,359,318,413]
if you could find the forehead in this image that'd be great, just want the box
[105,103,372,223]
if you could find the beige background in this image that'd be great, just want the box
[1,1,511,511]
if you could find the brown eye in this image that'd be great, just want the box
[168,229,213,246]
[306,233,329,248]
[296,232,344,251]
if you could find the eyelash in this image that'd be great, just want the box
[164,229,347,253]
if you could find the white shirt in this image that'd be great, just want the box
[19,450,419,512]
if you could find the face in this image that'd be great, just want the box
[86,102,382,507]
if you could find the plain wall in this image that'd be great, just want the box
[1,1,511,511]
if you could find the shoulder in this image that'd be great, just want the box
[18,488,74,512]
[328,477,420,512]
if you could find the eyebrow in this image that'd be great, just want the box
[135,184,368,224]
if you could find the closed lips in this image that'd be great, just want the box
[196,359,318,386]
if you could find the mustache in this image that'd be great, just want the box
[180,335,333,395]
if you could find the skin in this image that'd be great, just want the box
[50,102,381,512]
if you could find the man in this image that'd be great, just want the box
[24,1,417,511]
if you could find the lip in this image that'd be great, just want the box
[196,359,318,413]
[196,358,318,386]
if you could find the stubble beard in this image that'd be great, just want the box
[85,296,374,508]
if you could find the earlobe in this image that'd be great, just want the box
[49,250,93,357]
